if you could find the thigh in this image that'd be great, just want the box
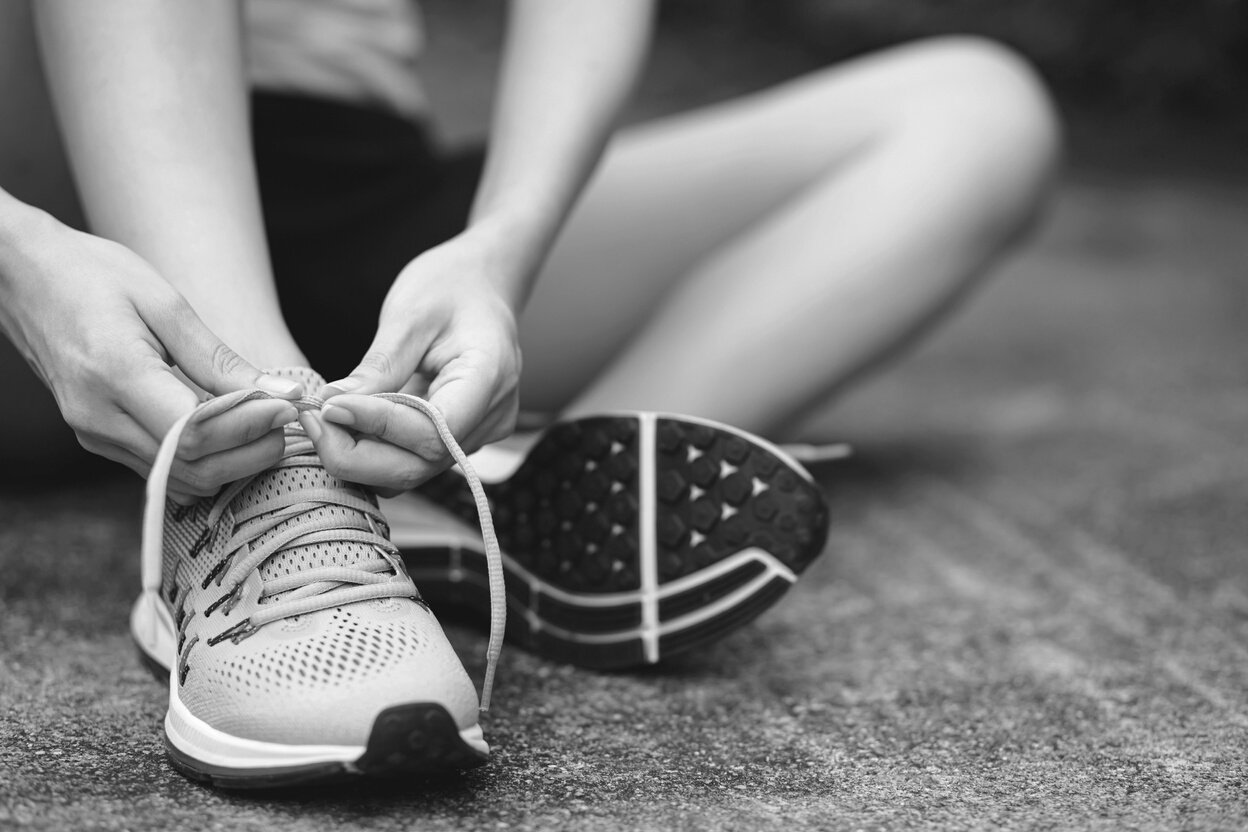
[517,38,1008,410]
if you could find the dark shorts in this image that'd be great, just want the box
[252,92,485,380]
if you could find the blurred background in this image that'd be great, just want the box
[422,0,1247,180]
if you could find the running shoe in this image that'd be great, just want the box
[387,413,832,669]
[129,368,504,788]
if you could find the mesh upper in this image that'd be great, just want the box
[161,367,479,746]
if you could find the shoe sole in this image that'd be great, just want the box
[398,413,829,669]
[130,595,488,788]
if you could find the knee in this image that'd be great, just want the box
[909,37,1062,188]
[887,37,1061,245]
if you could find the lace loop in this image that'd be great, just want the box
[140,387,506,712]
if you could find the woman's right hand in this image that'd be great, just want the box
[0,206,304,499]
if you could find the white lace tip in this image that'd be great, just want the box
[824,443,853,460]
[784,442,853,463]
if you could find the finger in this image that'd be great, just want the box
[77,432,154,480]
[398,373,433,397]
[110,364,202,448]
[111,371,292,489]
[321,382,516,462]
[176,398,297,461]
[301,411,445,491]
[78,435,208,503]
[456,394,520,457]
[319,394,449,462]
[169,428,289,494]
[125,434,287,500]
[321,325,427,399]
[143,292,303,400]
[425,356,503,449]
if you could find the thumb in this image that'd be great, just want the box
[321,337,415,400]
[149,295,303,400]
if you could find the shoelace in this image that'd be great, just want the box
[139,389,506,710]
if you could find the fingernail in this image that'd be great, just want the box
[298,412,322,442]
[257,374,302,398]
[321,403,355,427]
[324,377,362,396]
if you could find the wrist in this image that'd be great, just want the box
[0,196,60,284]
[459,210,552,310]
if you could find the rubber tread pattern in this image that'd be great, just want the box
[653,419,828,579]
[421,418,642,594]
[413,415,830,669]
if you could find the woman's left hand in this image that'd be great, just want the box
[302,232,523,493]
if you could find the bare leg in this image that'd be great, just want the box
[34,0,305,369]
[518,38,1060,438]
[0,0,302,472]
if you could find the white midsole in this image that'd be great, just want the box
[165,687,367,770]
[164,684,489,771]
[131,589,489,769]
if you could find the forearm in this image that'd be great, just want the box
[33,1,296,362]
[468,0,655,309]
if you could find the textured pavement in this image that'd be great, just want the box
[4,173,1248,830]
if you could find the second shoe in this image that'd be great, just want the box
[387,412,831,669]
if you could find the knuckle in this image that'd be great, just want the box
[149,289,191,326]
[373,405,396,441]
[171,477,217,499]
[74,432,106,455]
[416,440,451,466]
[180,459,225,493]
[209,341,249,381]
[177,430,207,462]
[63,408,92,435]
[358,351,394,378]
[392,467,425,492]
[243,414,282,446]
[259,434,286,465]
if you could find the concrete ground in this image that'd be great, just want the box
[4,6,1248,831]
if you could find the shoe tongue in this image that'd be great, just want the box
[243,367,392,598]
